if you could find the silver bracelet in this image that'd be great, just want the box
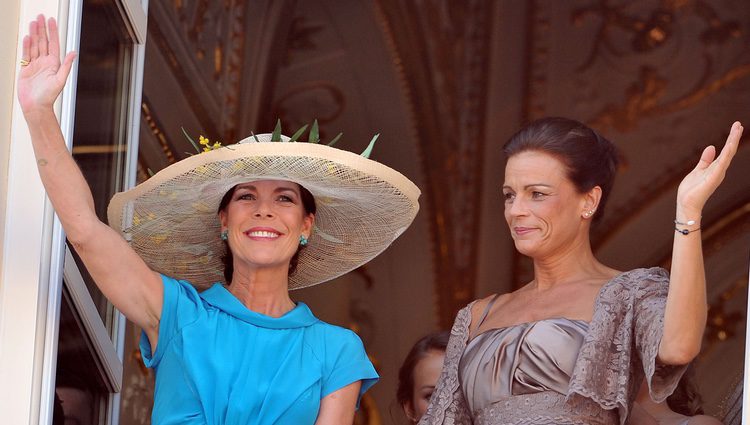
[674,217,700,226]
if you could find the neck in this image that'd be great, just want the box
[227,263,294,317]
[531,232,607,290]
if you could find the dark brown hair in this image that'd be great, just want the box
[397,331,450,411]
[503,117,620,221]
[217,182,317,284]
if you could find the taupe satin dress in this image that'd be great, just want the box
[460,318,589,406]
[459,315,617,424]
[419,268,688,425]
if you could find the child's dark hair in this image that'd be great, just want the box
[397,331,450,410]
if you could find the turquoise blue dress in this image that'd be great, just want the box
[140,275,379,424]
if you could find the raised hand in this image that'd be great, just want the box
[17,14,76,114]
[676,121,743,216]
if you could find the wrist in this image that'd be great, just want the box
[674,211,702,236]
[675,207,702,224]
[22,107,58,124]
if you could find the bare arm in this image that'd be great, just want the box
[658,122,743,364]
[18,15,162,342]
[315,381,361,425]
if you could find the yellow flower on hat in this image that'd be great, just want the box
[182,129,223,154]
[200,137,222,153]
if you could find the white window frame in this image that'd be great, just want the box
[0,0,147,424]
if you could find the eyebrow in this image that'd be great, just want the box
[235,184,300,194]
[502,183,554,190]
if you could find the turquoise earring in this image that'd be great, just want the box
[299,235,308,246]
[220,230,228,241]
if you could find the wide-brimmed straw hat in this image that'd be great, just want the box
[107,132,420,290]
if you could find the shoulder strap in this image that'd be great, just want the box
[476,293,501,328]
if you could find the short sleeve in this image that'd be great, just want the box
[633,268,688,403]
[321,329,379,406]
[569,267,687,425]
[139,275,204,368]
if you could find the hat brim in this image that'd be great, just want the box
[107,142,420,290]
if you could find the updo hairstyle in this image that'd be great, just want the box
[503,117,620,221]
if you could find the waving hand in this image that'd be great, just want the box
[676,121,743,215]
[17,15,76,114]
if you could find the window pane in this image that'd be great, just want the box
[68,0,135,326]
[53,286,109,425]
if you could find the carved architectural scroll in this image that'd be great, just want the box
[375,0,494,328]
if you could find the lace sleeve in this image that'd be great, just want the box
[633,269,687,403]
[419,302,476,425]
[569,267,687,425]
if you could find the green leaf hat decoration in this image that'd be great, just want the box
[183,119,377,157]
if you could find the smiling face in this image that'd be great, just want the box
[502,150,600,259]
[218,180,314,274]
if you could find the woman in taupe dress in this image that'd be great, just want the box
[420,117,742,425]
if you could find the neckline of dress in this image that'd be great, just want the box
[200,283,318,329]
[467,317,590,346]
[467,267,665,344]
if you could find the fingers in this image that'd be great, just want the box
[37,15,49,57]
[695,122,742,173]
[22,14,71,70]
[716,121,743,168]
[29,20,39,60]
[696,145,716,170]
[48,17,60,58]
[57,52,77,83]
[22,35,30,62]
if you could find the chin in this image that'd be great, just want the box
[513,240,541,258]
[252,257,292,268]
[241,252,291,268]
[515,243,544,260]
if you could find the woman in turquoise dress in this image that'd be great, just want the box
[420,117,742,424]
[18,15,420,424]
